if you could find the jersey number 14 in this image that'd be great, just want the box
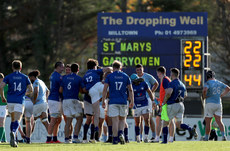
[14,82,22,91]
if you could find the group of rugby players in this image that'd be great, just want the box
[0,59,229,147]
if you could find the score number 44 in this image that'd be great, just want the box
[184,74,201,86]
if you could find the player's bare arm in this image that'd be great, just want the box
[0,81,6,102]
[46,89,50,101]
[102,83,109,108]
[202,87,208,99]
[33,86,39,104]
[26,84,33,96]
[151,81,159,92]
[220,86,230,97]
[127,84,134,108]
[163,88,173,105]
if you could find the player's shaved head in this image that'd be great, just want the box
[157,66,166,74]
[55,61,64,69]
[135,64,143,69]
[12,60,22,70]
[0,73,4,79]
[71,63,79,73]
[87,59,98,70]
[112,60,122,69]
[170,68,180,78]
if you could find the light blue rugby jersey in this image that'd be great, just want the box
[204,79,227,104]
[139,72,157,98]
[33,78,48,105]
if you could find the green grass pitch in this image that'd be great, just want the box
[1,141,230,151]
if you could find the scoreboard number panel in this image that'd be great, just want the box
[181,40,204,90]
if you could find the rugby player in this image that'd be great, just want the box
[130,74,155,143]
[61,64,73,141]
[161,68,197,144]
[59,63,84,143]
[102,60,134,145]
[135,64,158,140]
[83,59,112,142]
[46,61,64,143]
[153,66,175,143]
[202,70,230,141]
[28,70,50,133]
[0,60,33,147]
[82,93,93,143]
[23,96,34,143]
[0,73,7,143]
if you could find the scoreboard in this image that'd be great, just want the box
[97,12,208,91]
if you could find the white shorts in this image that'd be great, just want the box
[89,82,104,104]
[8,103,24,114]
[63,99,83,118]
[204,103,222,117]
[33,103,48,118]
[147,98,153,113]
[48,100,62,115]
[84,101,93,115]
[0,105,7,118]
[133,106,150,117]
[24,100,33,118]
[167,102,184,122]
[108,104,128,117]
[100,106,105,119]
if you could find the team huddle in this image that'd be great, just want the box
[0,59,229,147]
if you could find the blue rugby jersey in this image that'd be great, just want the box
[132,81,149,109]
[61,73,84,100]
[166,79,186,105]
[3,71,31,104]
[48,71,62,101]
[83,69,103,91]
[105,71,131,105]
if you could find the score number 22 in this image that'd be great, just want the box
[184,41,202,68]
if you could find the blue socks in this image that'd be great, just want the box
[53,136,57,141]
[95,126,99,132]
[124,127,128,141]
[74,135,78,139]
[144,126,150,135]
[162,127,168,143]
[113,136,118,144]
[108,126,112,137]
[10,121,19,133]
[180,124,192,131]
[83,124,89,140]
[90,124,95,139]
[135,126,140,136]
[118,130,123,137]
